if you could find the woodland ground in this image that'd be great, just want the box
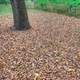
[0,10,80,80]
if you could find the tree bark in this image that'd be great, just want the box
[10,0,31,30]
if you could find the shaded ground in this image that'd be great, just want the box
[0,11,80,80]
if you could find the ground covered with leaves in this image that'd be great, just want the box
[0,11,80,80]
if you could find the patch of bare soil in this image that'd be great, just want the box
[0,11,80,80]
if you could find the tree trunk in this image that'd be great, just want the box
[10,0,31,30]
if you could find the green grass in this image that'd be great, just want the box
[0,4,12,16]
[0,3,80,18]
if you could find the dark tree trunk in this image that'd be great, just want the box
[10,0,31,30]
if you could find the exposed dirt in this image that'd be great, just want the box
[0,11,80,80]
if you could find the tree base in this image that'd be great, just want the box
[10,25,31,31]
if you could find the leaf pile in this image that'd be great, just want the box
[0,11,80,80]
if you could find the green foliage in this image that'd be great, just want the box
[0,0,80,17]
[0,0,10,4]
[34,0,80,16]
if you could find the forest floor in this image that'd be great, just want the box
[0,11,80,80]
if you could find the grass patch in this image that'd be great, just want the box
[0,3,80,18]
[0,4,12,16]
